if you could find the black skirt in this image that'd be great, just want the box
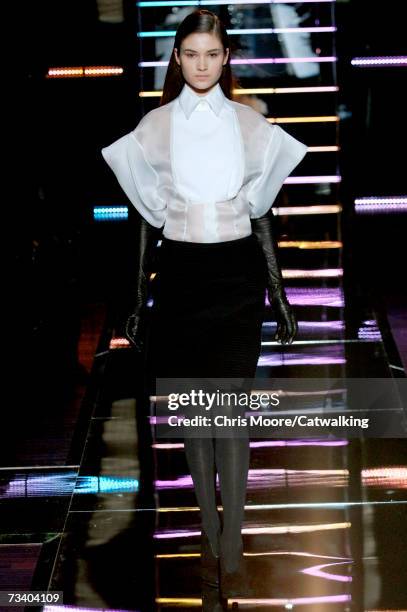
[145,233,267,382]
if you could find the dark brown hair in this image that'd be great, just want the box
[159,9,238,106]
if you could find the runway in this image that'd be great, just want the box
[6,0,407,610]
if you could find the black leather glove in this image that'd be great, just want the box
[124,210,161,351]
[251,208,298,344]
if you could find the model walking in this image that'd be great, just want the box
[102,9,307,599]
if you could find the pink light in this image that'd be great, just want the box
[152,439,349,449]
[259,355,346,366]
[250,439,348,447]
[355,196,407,213]
[154,468,349,490]
[281,268,343,278]
[233,56,336,64]
[42,605,131,612]
[154,524,350,539]
[302,560,352,582]
[205,595,351,605]
[193,595,352,605]
[355,197,407,204]
[286,287,344,307]
[351,56,407,66]
[362,467,407,488]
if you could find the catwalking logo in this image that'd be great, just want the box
[167,389,280,411]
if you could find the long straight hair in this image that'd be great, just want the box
[159,9,238,106]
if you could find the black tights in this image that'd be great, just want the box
[183,381,251,572]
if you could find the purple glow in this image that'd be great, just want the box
[285,287,344,307]
[250,438,348,447]
[355,196,407,214]
[351,56,407,66]
[232,56,337,64]
[154,468,348,490]
[258,354,346,366]
[152,438,349,449]
[302,561,353,582]
[289,320,344,329]
[138,0,337,7]
[355,196,407,204]
[238,594,352,605]
[44,607,134,612]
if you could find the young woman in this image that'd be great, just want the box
[102,9,307,599]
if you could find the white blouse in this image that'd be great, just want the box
[101,83,308,242]
[173,83,242,205]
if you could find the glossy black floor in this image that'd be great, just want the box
[3,259,407,612]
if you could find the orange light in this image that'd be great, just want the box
[47,66,123,78]
[279,240,342,249]
[268,116,339,124]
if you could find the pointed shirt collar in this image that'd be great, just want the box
[178,82,226,119]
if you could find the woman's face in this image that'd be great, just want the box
[174,32,229,96]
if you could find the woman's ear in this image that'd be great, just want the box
[223,47,229,65]
[174,47,180,66]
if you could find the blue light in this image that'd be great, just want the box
[93,206,129,221]
[74,476,139,494]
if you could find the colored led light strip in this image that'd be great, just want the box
[268,116,339,123]
[302,561,352,583]
[139,56,336,67]
[155,595,351,606]
[137,0,336,6]
[139,85,339,97]
[259,355,346,365]
[138,26,337,37]
[307,145,339,152]
[152,439,349,449]
[44,607,131,612]
[268,320,344,328]
[153,500,407,512]
[94,206,128,220]
[154,469,349,490]
[355,196,407,204]
[351,56,407,67]
[158,551,352,560]
[282,267,343,277]
[278,240,342,248]
[274,204,342,215]
[47,66,124,78]
[154,522,350,538]
[285,175,341,184]
[355,196,407,213]
[261,339,376,346]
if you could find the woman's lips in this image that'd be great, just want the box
[195,75,208,79]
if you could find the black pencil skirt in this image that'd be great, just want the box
[144,233,268,383]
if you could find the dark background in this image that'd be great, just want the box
[13,0,407,360]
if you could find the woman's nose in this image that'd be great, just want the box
[197,57,208,70]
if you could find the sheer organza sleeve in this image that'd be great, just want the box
[101,130,166,228]
[248,124,307,219]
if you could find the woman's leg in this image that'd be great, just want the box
[183,436,221,556]
[215,435,250,571]
[211,321,262,571]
